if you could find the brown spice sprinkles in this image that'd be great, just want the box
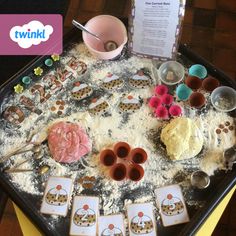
[216,122,234,134]
[216,129,221,134]
[219,124,224,129]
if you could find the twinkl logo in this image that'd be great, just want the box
[10,20,53,49]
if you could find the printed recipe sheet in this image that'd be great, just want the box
[130,0,183,60]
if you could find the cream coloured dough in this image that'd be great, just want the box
[161,117,203,160]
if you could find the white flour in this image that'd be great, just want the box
[0,43,235,216]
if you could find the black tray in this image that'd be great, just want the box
[0,28,235,236]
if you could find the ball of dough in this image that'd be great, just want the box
[161,117,203,160]
[48,121,91,163]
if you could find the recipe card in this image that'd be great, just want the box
[40,176,73,216]
[155,184,189,226]
[98,214,125,236]
[129,0,186,60]
[127,202,157,236]
[70,196,99,236]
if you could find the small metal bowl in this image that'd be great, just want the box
[223,145,236,170]
[190,170,210,189]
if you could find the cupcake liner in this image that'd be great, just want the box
[100,149,117,167]
[189,64,207,79]
[176,83,193,101]
[100,142,147,182]
[169,104,182,116]
[148,96,161,108]
[189,92,206,108]
[202,76,220,92]
[129,148,148,164]
[113,142,131,159]
[109,163,127,181]
[155,106,169,119]
[127,164,144,181]
[161,94,173,105]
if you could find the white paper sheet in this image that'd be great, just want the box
[131,0,182,60]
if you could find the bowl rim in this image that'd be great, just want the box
[158,61,185,85]
[190,170,210,189]
[82,15,128,55]
[210,86,236,112]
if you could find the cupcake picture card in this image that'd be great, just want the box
[98,214,125,236]
[127,202,156,236]
[70,196,99,236]
[155,184,189,226]
[40,176,73,216]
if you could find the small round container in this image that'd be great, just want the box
[109,163,127,181]
[190,170,210,189]
[189,92,206,108]
[169,104,182,116]
[185,75,202,90]
[114,142,131,159]
[158,61,185,85]
[82,15,127,60]
[176,83,193,101]
[211,86,236,112]
[154,84,168,96]
[202,76,220,92]
[129,148,147,164]
[100,149,117,167]
[160,94,173,105]
[189,64,207,79]
[223,145,236,170]
[148,96,161,108]
[155,105,169,119]
[127,164,144,182]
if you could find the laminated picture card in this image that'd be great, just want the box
[129,0,186,60]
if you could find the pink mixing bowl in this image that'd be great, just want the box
[82,15,128,60]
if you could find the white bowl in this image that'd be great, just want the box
[82,15,127,60]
